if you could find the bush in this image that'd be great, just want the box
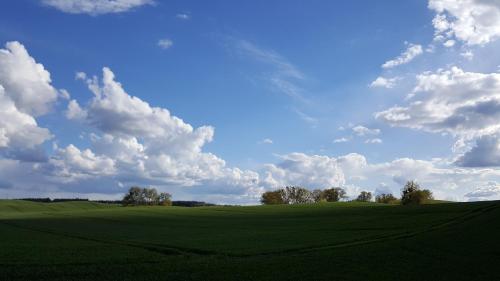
[401,181,433,205]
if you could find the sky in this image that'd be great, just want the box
[1,0,500,204]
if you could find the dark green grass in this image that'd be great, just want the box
[0,199,499,280]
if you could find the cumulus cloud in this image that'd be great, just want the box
[262,153,346,189]
[259,152,500,201]
[65,99,87,120]
[456,134,500,167]
[464,182,500,200]
[370,76,400,88]
[0,41,57,159]
[0,41,58,116]
[382,43,423,69]
[157,39,173,49]
[429,0,500,46]
[376,67,500,137]
[69,67,260,193]
[0,86,52,151]
[48,144,116,181]
[376,67,500,166]
[41,0,154,15]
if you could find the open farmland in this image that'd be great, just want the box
[1,200,499,280]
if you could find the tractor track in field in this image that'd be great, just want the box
[0,202,497,263]
[236,202,499,257]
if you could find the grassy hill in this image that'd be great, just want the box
[0,200,499,280]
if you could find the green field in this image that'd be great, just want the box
[0,200,499,280]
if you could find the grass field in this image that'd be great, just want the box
[1,200,499,280]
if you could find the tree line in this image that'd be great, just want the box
[261,181,433,206]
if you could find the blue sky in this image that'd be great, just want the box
[2,0,500,204]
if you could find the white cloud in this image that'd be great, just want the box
[262,153,346,189]
[382,43,423,69]
[0,86,52,151]
[376,67,500,137]
[443,39,456,47]
[176,13,190,20]
[69,67,260,192]
[59,89,71,100]
[333,137,350,143]
[352,125,380,136]
[429,0,500,46]
[464,182,500,200]
[233,39,310,104]
[460,50,474,60]
[293,108,318,126]
[456,134,500,167]
[376,67,500,167]
[370,76,399,89]
[49,144,116,181]
[365,138,383,144]
[259,138,273,144]
[65,99,87,120]
[42,0,154,15]
[259,152,500,201]
[157,39,173,49]
[0,41,57,158]
[0,41,58,116]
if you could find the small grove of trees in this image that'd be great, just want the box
[123,187,172,206]
[401,181,433,205]
[261,186,347,205]
[356,191,372,202]
[261,181,434,206]
[375,193,398,204]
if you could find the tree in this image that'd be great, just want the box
[159,192,172,206]
[123,187,143,206]
[142,187,159,205]
[312,189,325,203]
[401,181,433,205]
[356,191,372,202]
[280,186,314,204]
[375,193,398,204]
[322,187,346,202]
[261,190,284,205]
